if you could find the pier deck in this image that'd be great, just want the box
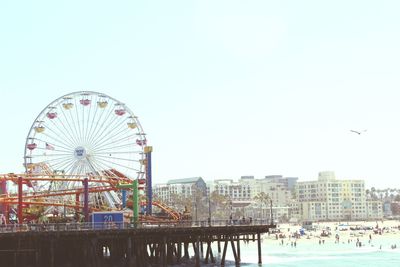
[0,222,275,267]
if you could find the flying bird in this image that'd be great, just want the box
[350,129,367,135]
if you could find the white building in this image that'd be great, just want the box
[296,171,383,221]
[153,177,206,203]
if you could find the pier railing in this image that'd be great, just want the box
[0,219,271,233]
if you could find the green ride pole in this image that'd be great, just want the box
[116,179,139,227]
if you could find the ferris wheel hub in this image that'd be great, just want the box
[74,146,87,160]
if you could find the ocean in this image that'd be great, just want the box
[192,233,400,267]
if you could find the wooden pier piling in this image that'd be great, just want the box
[0,224,274,267]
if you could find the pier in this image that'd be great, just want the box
[0,222,274,267]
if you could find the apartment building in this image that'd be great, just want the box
[296,171,383,221]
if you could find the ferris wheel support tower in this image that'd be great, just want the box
[145,146,153,215]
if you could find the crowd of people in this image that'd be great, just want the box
[267,220,400,250]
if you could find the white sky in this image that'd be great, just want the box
[1,1,400,188]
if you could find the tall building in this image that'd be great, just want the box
[264,175,298,191]
[296,171,383,221]
[208,179,252,201]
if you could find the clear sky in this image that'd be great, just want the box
[1,1,400,188]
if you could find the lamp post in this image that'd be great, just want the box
[208,196,211,226]
[270,199,273,225]
[192,194,198,225]
[229,200,233,225]
[195,200,198,224]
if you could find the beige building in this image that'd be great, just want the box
[366,200,383,219]
[296,171,383,221]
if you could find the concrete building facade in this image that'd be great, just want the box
[296,171,383,221]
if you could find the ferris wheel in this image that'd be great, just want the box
[23,91,147,208]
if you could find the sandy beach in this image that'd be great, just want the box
[265,220,400,248]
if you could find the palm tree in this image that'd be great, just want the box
[370,187,378,200]
[209,191,230,220]
[253,192,272,223]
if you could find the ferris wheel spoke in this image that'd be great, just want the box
[89,111,121,146]
[82,163,92,176]
[87,102,116,145]
[47,162,74,173]
[42,153,73,163]
[41,124,74,148]
[73,97,84,144]
[29,136,71,150]
[80,93,94,144]
[91,120,127,148]
[92,126,135,151]
[30,155,72,164]
[50,159,76,173]
[40,156,74,167]
[32,152,73,157]
[42,126,71,149]
[84,95,99,144]
[55,118,80,147]
[94,154,140,163]
[63,162,79,177]
[58,105,81,146]
[74,163,84,176]
[92,103,129,146]
[65,101,82,147]
[28,136,73,152]
[93,157,141,172]
[89,158,129,179]
[94,150,143,155]
[42,125,76,151]
[80,164,90,176]
[98,131,136,148]
[93,141,138,154]
[85,94,97,143]
[46,100,79,145]
[81,95,88,143]
[88,159,113,177]
[86,102,110,145]
[92,129,132,153]
[86,157,113,178]
[46,109,78,148]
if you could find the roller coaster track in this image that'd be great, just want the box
[152,201,181,220]
[0,173,182,221]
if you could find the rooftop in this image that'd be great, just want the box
[167,177,204,185]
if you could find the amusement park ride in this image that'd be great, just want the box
[0,91,181,225]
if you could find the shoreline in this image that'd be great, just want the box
[263,219,400,247]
